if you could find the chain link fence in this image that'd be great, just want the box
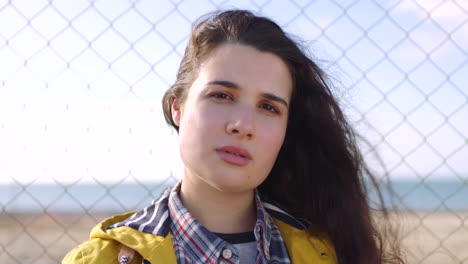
[0,0,467,263]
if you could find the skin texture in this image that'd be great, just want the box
[171,43,293,233]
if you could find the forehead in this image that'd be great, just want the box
[194,43,293,99]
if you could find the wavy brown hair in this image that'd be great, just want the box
[162,10,404,264]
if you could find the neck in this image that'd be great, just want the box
[179,177,257,234]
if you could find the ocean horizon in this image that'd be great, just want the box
[1,179,467,213]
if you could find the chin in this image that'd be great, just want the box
[205,178,253,194]
[209,177,262,194]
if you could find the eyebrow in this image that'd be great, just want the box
[207,80,289,108]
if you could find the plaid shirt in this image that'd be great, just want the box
[110,183,306,264]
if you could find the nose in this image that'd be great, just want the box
[226,107,255,140]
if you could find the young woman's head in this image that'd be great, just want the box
[162,10,314,192]
[168,43,292,193]
[163,10,403,264]
[163,10,301,194]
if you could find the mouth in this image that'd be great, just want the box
[216,146,252,166]
[223,150,247,158]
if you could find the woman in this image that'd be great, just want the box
[63,10,404,264]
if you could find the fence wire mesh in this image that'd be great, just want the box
[0,0,467,263]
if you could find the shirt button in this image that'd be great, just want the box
[222,248,232,259]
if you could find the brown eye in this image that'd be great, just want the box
[211,92,232,100]
[260,103,279,114]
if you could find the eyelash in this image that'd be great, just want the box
[211,92,232,100]
[260,103,280,114]
[210,92,280,114]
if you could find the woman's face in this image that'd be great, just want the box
[172,43,293,193]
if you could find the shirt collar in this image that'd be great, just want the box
[108,181,296,263]
[168,182,274,261]
[253,190,272,260]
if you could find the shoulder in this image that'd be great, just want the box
[62,212,176,264]
[261,197,337,263]
[62,237,124,264]
[274,217,338,264]
[62,213,145,264]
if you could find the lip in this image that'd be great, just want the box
[216,145,252,166]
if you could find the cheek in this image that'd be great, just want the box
[178,103,222,148]
[254,122,286,184]
[258,120,287,158]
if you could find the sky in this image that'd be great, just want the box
[0,0,467,184]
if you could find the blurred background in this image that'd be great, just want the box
[0,0,467,263]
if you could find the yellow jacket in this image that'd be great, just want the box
[62,212,337,264]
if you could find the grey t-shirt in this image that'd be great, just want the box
[234,241,257,264]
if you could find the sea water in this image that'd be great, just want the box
[0,179,467,213]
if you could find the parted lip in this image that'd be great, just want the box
[216,145,252,160]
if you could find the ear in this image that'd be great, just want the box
[171,98,182,127]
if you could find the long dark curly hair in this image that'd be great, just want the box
[162,10,405,264]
